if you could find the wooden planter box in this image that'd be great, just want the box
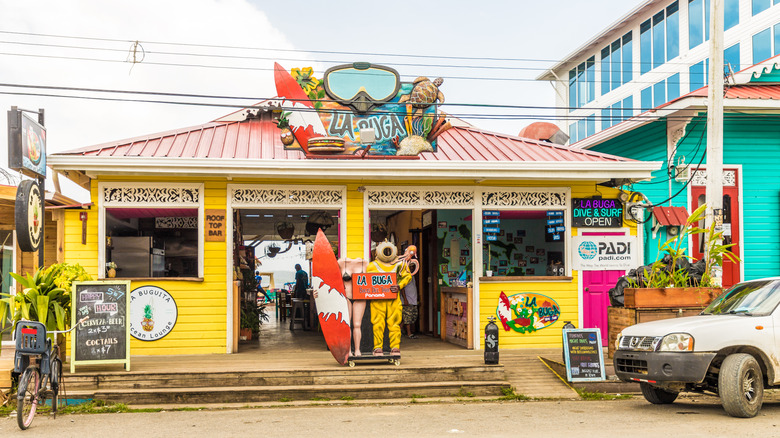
[239,328,252,341]
[608,306,707,358]
[623,287,722,309]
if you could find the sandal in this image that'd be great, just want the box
[391,348,400,355]
[408,334,418,339]
[373,348,384,356]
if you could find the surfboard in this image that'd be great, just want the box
[497,291,512,331]
[273,62,328,153]
[311,229,351,365]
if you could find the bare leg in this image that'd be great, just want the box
[352,300,367,356]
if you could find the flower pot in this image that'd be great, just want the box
[107,268,116,278]
[239,328,252,341]
[623,287,722,309]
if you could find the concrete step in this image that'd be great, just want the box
[63,365,503,391]
[62,380,511,405]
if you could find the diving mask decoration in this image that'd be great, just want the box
[323,63,401,114]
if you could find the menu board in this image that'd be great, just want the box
[70,281,131,372]
[562,328,605,382]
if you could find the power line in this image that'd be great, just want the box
[5,82,778,120]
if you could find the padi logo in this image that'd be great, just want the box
[578,241,598,260]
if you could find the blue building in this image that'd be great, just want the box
[538,0,780,145]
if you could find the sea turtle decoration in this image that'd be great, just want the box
[399,77,445,116]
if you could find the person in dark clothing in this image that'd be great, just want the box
[293,264,309,299]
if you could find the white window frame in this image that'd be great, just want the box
[98,182,205,279]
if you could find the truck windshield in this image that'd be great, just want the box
[702,280,780,316]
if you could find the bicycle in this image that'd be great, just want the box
[13,317,88,430]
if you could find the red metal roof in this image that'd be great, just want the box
[684,83,780,100]
[56,111,634,164]
[653,206,689,227]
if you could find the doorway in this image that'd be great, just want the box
[691,170,741,288]
[582,231,627,344]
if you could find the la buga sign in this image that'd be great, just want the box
[496,291,561,334]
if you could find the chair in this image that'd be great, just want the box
[278,291,292,322]
[290,298,307,330]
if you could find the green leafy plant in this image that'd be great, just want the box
[0,263,92,333]
[633,204,739,288]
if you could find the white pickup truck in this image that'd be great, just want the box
[613,278,780,418]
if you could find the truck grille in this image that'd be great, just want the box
[619,335,660,351]
[616,357,648,374]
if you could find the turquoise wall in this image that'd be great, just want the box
[591,113,780,280]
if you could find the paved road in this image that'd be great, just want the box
[3,397,780,437]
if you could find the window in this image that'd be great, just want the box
[641,2,679,73]
[753,27,772,64]
[611,101,621,128]
[569,56,595,109]
[586,114,595,137]
[724,43,740,73]
[640,76,681,109]
[752,0,779,15]
[667,73,681,101]
[601,108,610,131]
[569,122,577,144]
[600,32,633,95]
[641,86,653,111]
[101,183,204,279]
[725,0,739,31]
[481,210,565,277]
[622,96,634,121]
[641,20,652,74]
[690,60,706,91]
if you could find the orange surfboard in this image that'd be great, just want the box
[311,229,351,365]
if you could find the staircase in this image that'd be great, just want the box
[60,364,509,405]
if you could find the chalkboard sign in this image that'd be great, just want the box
[71,281,131,373]
[562,328,605,382]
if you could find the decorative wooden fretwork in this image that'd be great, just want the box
[367,189,473,208]
[102,184,201,206]
[232,187,344,207]
[691,170,736,187]
[481,190,567,208]
[155,216,197,229]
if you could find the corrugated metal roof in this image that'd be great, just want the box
[56,112,634,164]
[653,206,689,227]
[684,84,780,101]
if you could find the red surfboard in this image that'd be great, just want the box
[497,291,512,331]
[273,62,328,153]
[311,229,351,365]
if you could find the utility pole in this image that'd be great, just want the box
[705,0,724,286]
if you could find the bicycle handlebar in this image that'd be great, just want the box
[47,316,90,335]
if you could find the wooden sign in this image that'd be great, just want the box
[205,209,226,242]
[71,281,131,373]
[562,328,605,382]
[352,272,397,300]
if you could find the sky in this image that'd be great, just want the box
[0,0,644,200]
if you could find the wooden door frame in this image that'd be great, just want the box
[687,166,744,284]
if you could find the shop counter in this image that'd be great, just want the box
[479,276,572,282]
[440,287,473,348]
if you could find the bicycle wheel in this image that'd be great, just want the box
[17,367,40,430]
[50,358,62,418]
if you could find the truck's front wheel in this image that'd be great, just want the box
[640,382,678,404]
[719,353,763,418]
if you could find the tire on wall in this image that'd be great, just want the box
[719,353,764,418]
[640,382,678,404]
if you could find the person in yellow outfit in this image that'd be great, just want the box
[368,241,411,356]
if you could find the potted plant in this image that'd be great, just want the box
[622,204,739,308]
[106,261,117,278]
[0,263,92,360]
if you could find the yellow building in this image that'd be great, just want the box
[49,111,657,357]
[49,66,659,357]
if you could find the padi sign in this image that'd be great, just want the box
[572,198,623,228]
[572,235,636,270]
